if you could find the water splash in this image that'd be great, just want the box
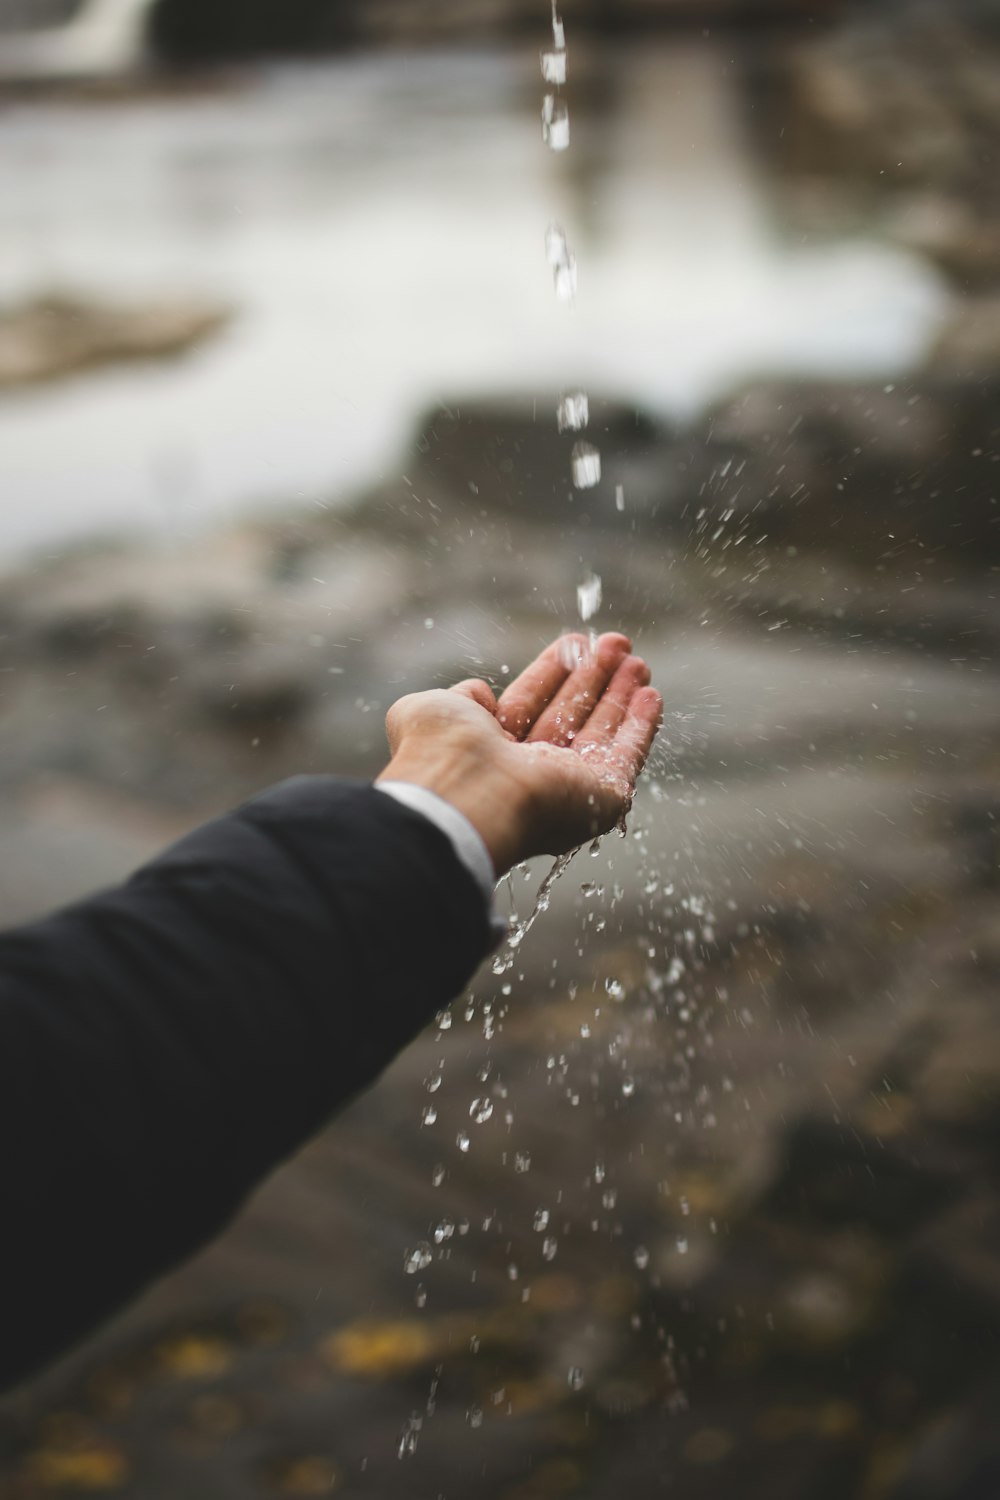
[397,1414,422,1459]
[404,1243,433,1275]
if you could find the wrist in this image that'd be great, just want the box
[377,747,533,878]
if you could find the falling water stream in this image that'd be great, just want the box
[485,0,610,989]
[399,6,641,1454]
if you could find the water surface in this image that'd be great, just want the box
[0,44,946,559]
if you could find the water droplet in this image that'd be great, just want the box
[542,1236,559,1261]
[431,1163,445,1187]
[404,1242,433,1275]
[577,571,602,620]
[540,49,566,85]
[594,1161,606,1184]
[470,1097,493,1125]
[557,391,589,431]
[676,1236,689,1255]
[615,483,626,512]
[544,222,569,267]
[533,1208,550,1232]
[621,1076,636,1098]
[457,1132,471,1153]
[421,1106,437,1126]
[467,1405,484,1429]
[541,95,570,152]
[414,1285,427,1308]
[604,976,625,1001]
[634,1245,650,1270]
[567,1366,585,1391]
[514,1151,531,1174]
[572,444,601,490]
[397,1414,422,1459]
[433,1219,455,1244]
[426,1073,442,1093]
[551,3,565,48]
[553,255,577,302]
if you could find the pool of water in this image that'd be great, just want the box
[0,43,948,560]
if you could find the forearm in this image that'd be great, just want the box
[0,777,491,1390]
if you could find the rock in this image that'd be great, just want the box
[147,0,853,64]
[0,291,232,391]
[183,643,316,734]
[669,375,1000,569]
[398,397,667,527]
[762,1117,964,1236]
[926,295,1000,377]
[743,8,1000,293]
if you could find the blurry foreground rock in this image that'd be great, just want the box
[0,293,232,390]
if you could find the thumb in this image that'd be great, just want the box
[449,677,499,715]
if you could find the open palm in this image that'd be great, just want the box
[382,633,661,873]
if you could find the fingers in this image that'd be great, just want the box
[496,635,581,738]
[526,632,632,746]
[611,686,663,783]
[497,632,631,739]
[572,654,651,750]
[449,677,498,715]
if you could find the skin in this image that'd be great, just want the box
[377,632,663,877]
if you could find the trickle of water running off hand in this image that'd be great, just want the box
[491,849,577,976]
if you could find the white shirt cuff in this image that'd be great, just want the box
[375,781,507,942]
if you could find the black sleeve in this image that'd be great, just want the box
[0,776,492,1391]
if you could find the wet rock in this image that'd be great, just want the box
[396,397,667,527]
[184,645,316,734]
[927,295,1000,377]
[0,291,232,391]
[762,1117,964,1237]
[148,0,854,65]
[743,7,1000,293]
[672,375,1000,569]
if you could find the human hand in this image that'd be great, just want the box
[377,632,662,877]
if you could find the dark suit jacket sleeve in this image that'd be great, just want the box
[0,776,493,1390]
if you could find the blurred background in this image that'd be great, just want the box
[1,1,999,1497]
